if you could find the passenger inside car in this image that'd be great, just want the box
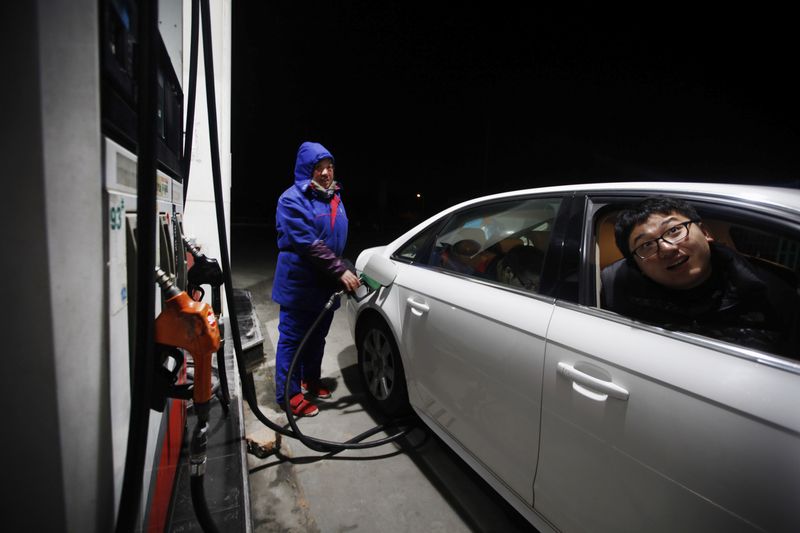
[427,200,557,292]
[437,228,497,277]
[600,196,800,360]
[495,244,544,290]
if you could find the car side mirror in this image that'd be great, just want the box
[362,253,397,288]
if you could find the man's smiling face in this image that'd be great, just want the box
[629,211,714,290]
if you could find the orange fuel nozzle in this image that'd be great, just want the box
[154,268,220,405]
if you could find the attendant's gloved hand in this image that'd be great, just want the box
[340,270,361,292]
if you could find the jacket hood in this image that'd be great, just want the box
[294,141,335,191]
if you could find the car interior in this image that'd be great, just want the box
[434,223,552,292]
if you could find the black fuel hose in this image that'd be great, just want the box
[211,287,231,409]
[181,0,199,204]
[189,403,219,533]
[194,0,295,441]
[180,2,217,531]
[190,476,219,533]
[115,0,159,530]
[282,292,414,453]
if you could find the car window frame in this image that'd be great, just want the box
[390,217,447,266]
[390,193,576,299]
[570,190,800,371]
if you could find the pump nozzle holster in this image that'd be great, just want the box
[187,252,224,289]
[185,240,224,303]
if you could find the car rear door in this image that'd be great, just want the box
[534,193,800,532]
[396,195,567,505]
[398,268,553,505]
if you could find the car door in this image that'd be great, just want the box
[395,195,564,505]
[534,194,800,532]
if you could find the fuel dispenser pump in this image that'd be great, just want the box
[153,267,220,532]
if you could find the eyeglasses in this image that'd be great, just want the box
[632,220,698,259]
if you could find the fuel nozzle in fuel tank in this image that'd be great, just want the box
[359,273,382,291]
[346,272,378,303]
[348,253,397,302]
[154,267,221,409]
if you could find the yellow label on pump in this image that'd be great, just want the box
[157,173,171,200]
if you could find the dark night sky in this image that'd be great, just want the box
[230,2,798,234]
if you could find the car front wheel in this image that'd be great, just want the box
[357,318,410,416]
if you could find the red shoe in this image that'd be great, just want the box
[301,380,332,399]
[288,393,319,417]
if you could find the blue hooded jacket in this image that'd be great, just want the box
[272,142,349,311]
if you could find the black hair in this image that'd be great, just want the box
[614,197,702,260]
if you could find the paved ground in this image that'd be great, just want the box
[231,225,538,533]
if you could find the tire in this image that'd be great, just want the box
[357,317,410,416]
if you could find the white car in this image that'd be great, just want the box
[346,182,800,533]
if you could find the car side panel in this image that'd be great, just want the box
[396,266,554,505]
[535,304,800,532]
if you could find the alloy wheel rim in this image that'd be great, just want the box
[362,328,395,401]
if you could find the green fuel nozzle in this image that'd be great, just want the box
[360,273,382,291]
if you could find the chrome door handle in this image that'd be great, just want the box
[557,362,629,401]
[406,297,430,313]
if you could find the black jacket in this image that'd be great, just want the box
[601,243,799,360]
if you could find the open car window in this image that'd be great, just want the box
[593,200,800,361]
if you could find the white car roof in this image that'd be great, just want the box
[468,182,800,212]
[386,181,800,253]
